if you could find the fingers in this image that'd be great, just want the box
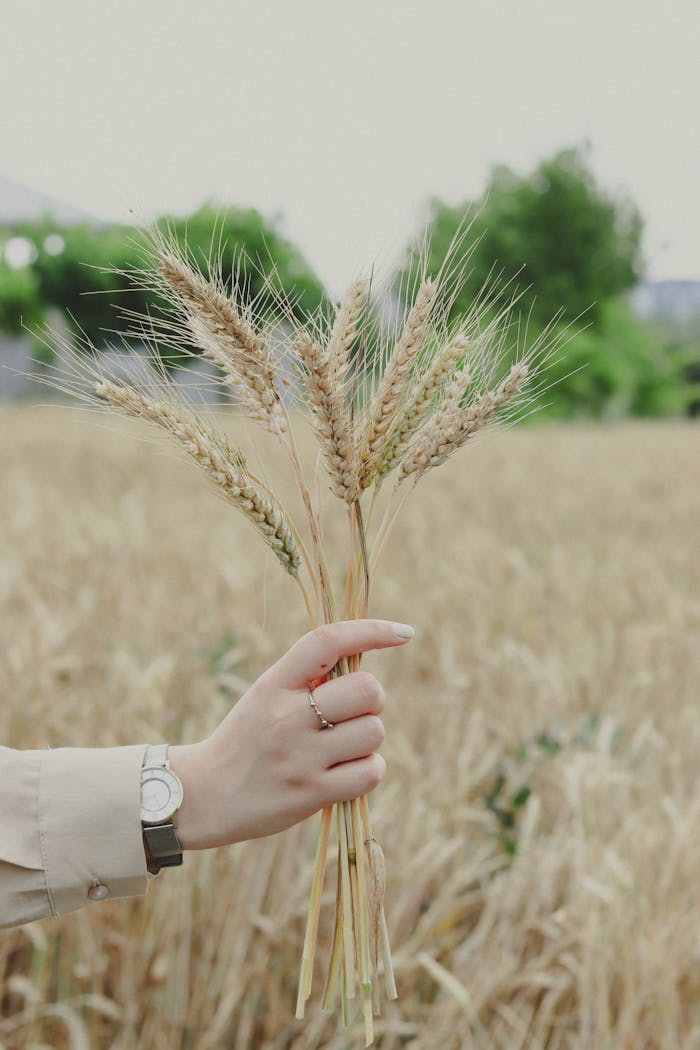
[319,714,385,767]
[268,619,414,691]
[308,670,385,726]
[320,753,387,806]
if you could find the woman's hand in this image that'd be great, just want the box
[168,619,414,850]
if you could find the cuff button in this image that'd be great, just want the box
[87,881,110,901]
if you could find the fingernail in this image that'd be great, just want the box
[392,622,415,639]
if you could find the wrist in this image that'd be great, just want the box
[167,741,208,851]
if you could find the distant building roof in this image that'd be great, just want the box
[0,174,100,227]
[632,280,700,321]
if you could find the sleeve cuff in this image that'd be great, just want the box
[38,744,150,917]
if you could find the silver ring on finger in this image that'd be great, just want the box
[308,688,334,729]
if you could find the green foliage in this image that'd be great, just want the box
[398,146,695,418]
[484,773,532,856]
[160,204,327,321]
[404,146,643,329]
[3,204,327,361]
[17,220,147,346]
[484,711,616,858]
[197,630,250,703]
[0,259,43,333]
[541,298,693,419]
[642,313,700,417]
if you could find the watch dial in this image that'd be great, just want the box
[142,778,170,811]
[141,769,183,823]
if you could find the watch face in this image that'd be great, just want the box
[141,767,184,824]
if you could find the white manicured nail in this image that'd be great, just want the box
[392,622,415,639]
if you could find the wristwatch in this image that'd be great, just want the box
[140,744,184,875]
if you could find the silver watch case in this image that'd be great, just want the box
[140,764,184,825]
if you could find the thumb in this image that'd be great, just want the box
[267,619,414,691]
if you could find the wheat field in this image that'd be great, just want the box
[1,406,699,1049]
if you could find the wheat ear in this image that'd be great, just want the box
[378,331,470,478]
[158,250,287,436]
[326,278,367,387]
[317,278,367,500]
[357,278,438,490]
[94,379,300,574]
[398,361,530,481]
[294,328,359,505]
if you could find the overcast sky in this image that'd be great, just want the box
[1,0,698,294]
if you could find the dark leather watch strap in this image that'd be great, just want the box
[143,823,183,874]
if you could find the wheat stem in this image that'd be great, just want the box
[278,402,336,623]
[322,871,343,1013]
[296,804,333,1017]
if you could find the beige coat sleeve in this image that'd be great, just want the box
[0,744,151,929]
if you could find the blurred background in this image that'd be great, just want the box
[1,0,698,416]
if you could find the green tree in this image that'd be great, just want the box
[162,204,327,322]
[0,259,43,333]
[6,204,328,359]
[398,147,697,418]
[16,220,147,346]
[405,146,643,329]
[541,299,692,420]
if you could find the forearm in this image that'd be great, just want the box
[0,744,150,929]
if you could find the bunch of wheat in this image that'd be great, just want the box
[39,224,562,1046]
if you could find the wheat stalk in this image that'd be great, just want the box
[94,378,300,575]
[326,278,368,387]
[294,328,359,504]
[290,280,368,504]
[398,361,530,481]
[378,331,470,478]
[357,278,438,490]
[157,249,288,436]
[40,229,552,1047]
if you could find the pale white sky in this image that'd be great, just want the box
[1,0,698,294]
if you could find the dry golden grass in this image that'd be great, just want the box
[1,406,699,1049]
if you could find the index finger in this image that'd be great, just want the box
[266,619,414,691]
